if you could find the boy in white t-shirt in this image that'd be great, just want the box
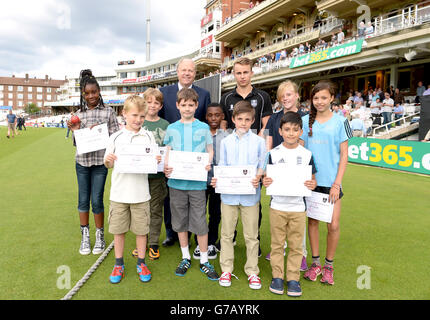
[263,111,317,297]
[382,92,394,127]
[104,95,160,284]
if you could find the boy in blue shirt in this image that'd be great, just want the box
[164,88,219,281]
[211,100,266,290]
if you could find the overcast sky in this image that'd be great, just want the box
[0,0,206,80]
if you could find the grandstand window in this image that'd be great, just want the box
[18,86,23,92]
[8,93,13,99]
[0,85,3,91]
[8,86,13,91]
[271,24,284,44]
[256,32,266,50]
[37,87,42,93]
[28,87,32,92]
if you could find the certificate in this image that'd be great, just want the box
[213,166,256,195]
[305,191,334,223]
[168,150,209,182]
[74,123,109,155]
[157,147,167,172]
[265,164,312,197]
[115,144,159,174]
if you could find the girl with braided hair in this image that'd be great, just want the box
[67,69,120,256]
[300,80,352,285]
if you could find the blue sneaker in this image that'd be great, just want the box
[109,265,124,284]
[200,262,219,281]
[269,278,284,295]
[175,258,191,277]
[286,280,302,297]
[137,263,152,282]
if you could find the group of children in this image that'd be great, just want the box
[69,70,352,297]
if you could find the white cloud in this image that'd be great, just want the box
[0,0,207,79]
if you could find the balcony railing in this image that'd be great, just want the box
[374,0,430,36]
[221,16,343,69]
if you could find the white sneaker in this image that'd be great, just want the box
[193,245,201,260]
[208,245,217,259]
[219,272,232,287]
[92,228,105,255]
[248,274,261,290]
[79,226,91,255]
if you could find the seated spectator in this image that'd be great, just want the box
[350,113,367,137]
[354,92,364,105]
[299,43,304,54]
[394,88,404,105]
[332,103,343,117]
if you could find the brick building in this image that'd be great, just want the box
[0,74,66,114]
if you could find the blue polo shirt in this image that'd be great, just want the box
[164,119,212,191]
[300,113,352,187]
[218,129,266,206]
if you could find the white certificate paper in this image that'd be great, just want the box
[214,166,256,195]
[265,164,312,197]
[74,123,109,155]
[168,150,209,182]
[157,147,167,172]
[305,191,334,223]
[115,144,159,174]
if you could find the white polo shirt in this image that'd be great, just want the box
[104,127,156,204]
[382,98,394,113]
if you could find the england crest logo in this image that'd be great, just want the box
[243,169,248,175]
[250,99,258,108]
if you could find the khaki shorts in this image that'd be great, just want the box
[8,123,15,130]
[108,201,150,235]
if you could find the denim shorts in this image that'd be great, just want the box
[75,163,108,214]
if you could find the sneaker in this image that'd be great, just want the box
[303,263,322,282]
[92,228,105,255]
[109,265,124,284]
[193,245,201,260]
[219,272,232,287]
[162,237,176,247]
[248,274,262,290]
[137,263,152,282]
[131,248,138,258]
[200,262,219,281]
[269,278,284,295]
[265,252,271,261]
[300,256,308,272]
[208,245,217,259]
[320,265,335,285]
[79,226,91,255]
[265,245,287,261]
[148,246,160,260]
[175,258,191,277]
[286,280,302,297]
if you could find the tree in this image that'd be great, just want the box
[25,103,41,114]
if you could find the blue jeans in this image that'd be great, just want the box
[75,163,108,214]
[382,112,392,127]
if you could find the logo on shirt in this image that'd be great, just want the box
[243,169,248,175]
[146,148,151,153]
[197,156,202,162]
[229,104,234,111]
[297,156,302,165]
[97,127,102,134]
[278,158,285,163]
[323,197,328,203]
[250,99,258,108]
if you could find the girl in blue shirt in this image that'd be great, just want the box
[300,81,352,285]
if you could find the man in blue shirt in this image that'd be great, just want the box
[6,109,17,139]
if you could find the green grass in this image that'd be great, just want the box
[1,127,429,300]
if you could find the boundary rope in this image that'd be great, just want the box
[61,240,114,300]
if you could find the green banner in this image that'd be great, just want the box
[290,39,364,69]
[348,137,430,175]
